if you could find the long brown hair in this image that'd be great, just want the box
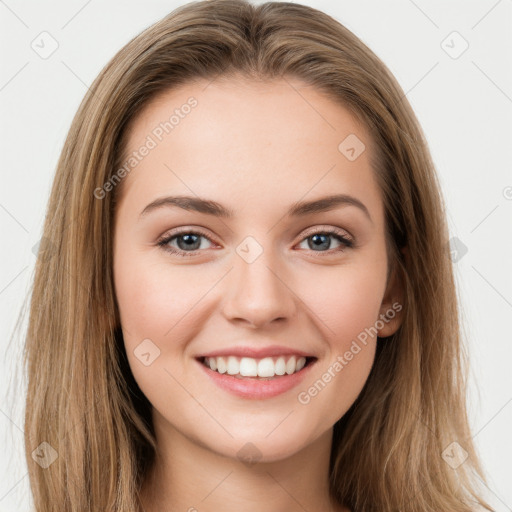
[17,0,493,510]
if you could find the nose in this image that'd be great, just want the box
[221,252,297,329]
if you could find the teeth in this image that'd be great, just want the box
[227,356,239,375]
[240,357,258,377]
[204,355,308,377]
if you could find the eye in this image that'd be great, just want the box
[157,229,215,257]
[156,226,355,258]
[296,227,354,254]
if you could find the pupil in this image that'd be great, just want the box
[178,234,200,250]
[310,234,330,251]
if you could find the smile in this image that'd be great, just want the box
[200,355,315,379]
[195,355,318,399]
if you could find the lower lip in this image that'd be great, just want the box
[195,358,317,399]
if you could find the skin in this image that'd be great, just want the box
[112,75,403,512]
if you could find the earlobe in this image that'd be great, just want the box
[377,302,403,338]
[377,255,405,338]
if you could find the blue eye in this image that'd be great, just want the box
[297,231,354,252]
[157,230,214,257]
[157,228,354,257]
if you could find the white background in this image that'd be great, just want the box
[1,0,511,510]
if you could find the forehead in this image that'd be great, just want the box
[117,76,382,225]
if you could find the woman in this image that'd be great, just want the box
[21,0,494,510]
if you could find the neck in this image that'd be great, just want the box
[139,412,347,512]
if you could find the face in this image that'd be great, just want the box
[113,76,402,462]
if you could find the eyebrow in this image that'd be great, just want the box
[139,193,372,223]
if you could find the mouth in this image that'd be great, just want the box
[195,354,318,399]
[196,355,318,380]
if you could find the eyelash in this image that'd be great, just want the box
[156,227,355,258]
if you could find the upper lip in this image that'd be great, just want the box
[197,345,316,359]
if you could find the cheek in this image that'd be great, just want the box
[113,251,205,416]
[292,261,385,419]
[295,297,378,427]
[113,248,222,392]
[300,259,386,347]
[114,248,206,342]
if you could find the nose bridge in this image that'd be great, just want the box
[222,237,296,327]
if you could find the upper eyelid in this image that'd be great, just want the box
[300,225,353,241]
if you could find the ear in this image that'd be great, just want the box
[377,247,406,338]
